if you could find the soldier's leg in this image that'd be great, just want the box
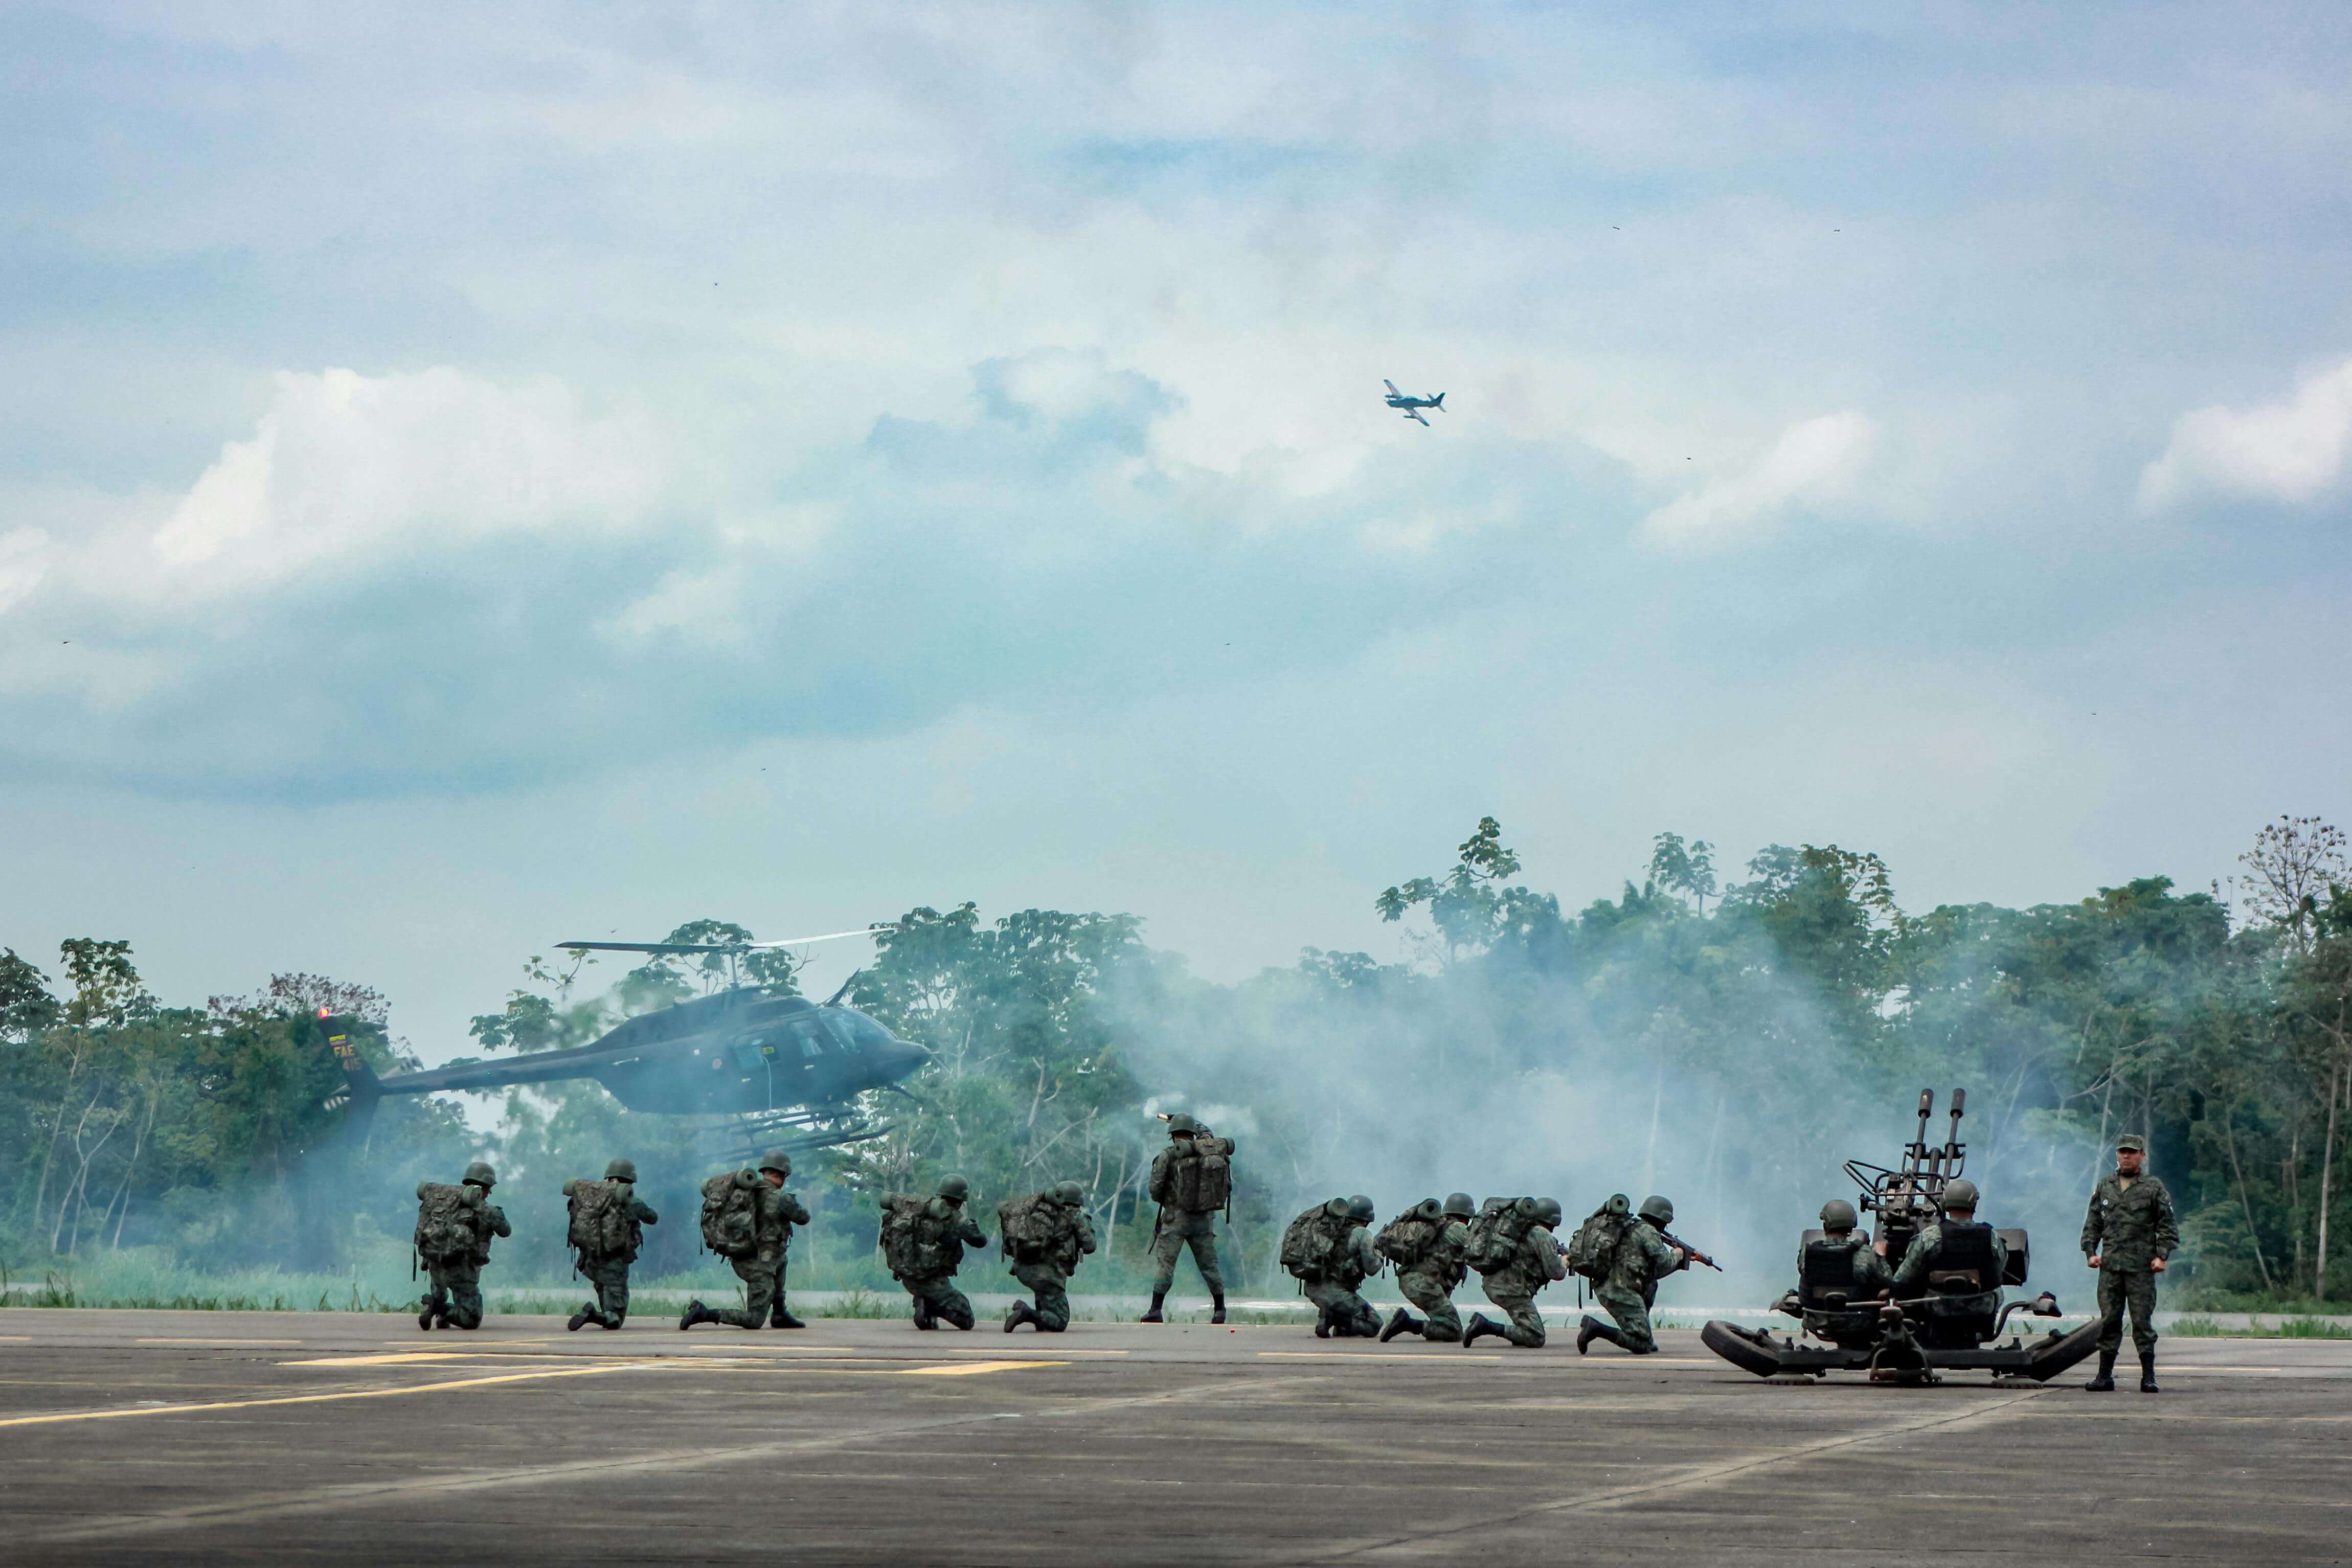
[1493,1289,1546,1348]
[443,1263,486,1330]
[1604,1291,1657,1353]
[601,1260,631,1328]
[421,1264,452,1329]
[1147,1227,1184,1296]
[707,1258,776,1328]
[915,1274,977,1331]
[1027,1265,1072,1332]
[2094,1268,2127,1357]
[768,1255,806,1328]
[1186,1231,1225,1295]
[1401,1271,1461,1342]
[2127,1271,2158,1356]
[1302,1278,1343,1334]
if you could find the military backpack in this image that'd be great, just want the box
[1466,1196,1543,1276]
[1374,1201,1444,1271]
[699,1169,763,1259]
[1565,1193,1634,1284]
[567,1177,636,1257]
[1165,1135,1234,1215]
[414,1181,484,1265]
[1278,1203,1348,1281]
[877,1193,970,1278]
[997,1192,1066,1265]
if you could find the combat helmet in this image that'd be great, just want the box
[1819,1198,1858,1232]
[1637,1194,1674,1227]
[1531,1196,1563,1228]
[1940,1178,1979,1213]
[1053,1180,1084,1206]
[462,1160,497,1188]
[604,1157,639,1184]
[937,1173,971,1203]
[1164,1112,1202,1136]
[759,1149,793,1177]
[1443,1191,1476,1219]
[1345,1194,1375,1224]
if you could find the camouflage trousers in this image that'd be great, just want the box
[1149,1221,1224,1296]
[2096,1268,2160,1356]
[1593,1286,1658,1353]
[707,1255,784,1329]
[1398,1267,1462,1343]
[425,1260,485,1330]
[1304,1278,1382,1337]
[903,1271,976,1330]
[577,1254,634,1328]
[1479,1280,1548,1347]
[1011,1260,1072,1332]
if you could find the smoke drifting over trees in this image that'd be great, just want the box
[5,817,2350,1305]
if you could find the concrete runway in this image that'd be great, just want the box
[3,1309,2346,1564]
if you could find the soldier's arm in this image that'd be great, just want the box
[962,1217,988,1247]
[2080,1183,2105,1257]
[1858,1247,1895,1292]
[1889,1231,1932,1289]
[1146,1149,1172,1203]
[634,1199,659,1225]
[1537,1229,1568,1282]
[1077,1215,1098,1254]
[781,1192,811,1226]
[488,1205,512,1238]
[2152,1179,2180,1260]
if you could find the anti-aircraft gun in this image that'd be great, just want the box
[1701,1088,2103,1384]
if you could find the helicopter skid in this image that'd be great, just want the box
[1702,1319,2103,1382]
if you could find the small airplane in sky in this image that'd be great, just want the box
[1383,379,1446,425]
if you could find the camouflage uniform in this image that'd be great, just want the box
[1009,1196,1096,1333]
[900,1198,989,1331]
[1587,1220,1686,1354]
[1146,1135,1229,1303]
[1891,1218,2008,1332]
[424,1187,510,1331]
[707,1182,810,1330]
[2082,1168,2178,1359]
[1304,1224,1384,1339]
[1477,1224,1568,1348]
[1396,1216,1474,1343]
[1796,1232,1894,1296]
[564,1177,660,1329]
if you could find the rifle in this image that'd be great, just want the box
[1661,1232,1723,1271]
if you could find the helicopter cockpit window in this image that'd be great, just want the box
[821,1009,897,1052]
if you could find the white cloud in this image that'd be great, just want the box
[1639,411,1876,552]
[148,367,665,594]
[2137,358,2352,512]
[0,528,49,616]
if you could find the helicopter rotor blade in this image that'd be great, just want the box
[823,969,863,1007]
[556,927,889,956]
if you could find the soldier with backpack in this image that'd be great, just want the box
[1143,1112,1234,1325]
[1462,1196,1567,1348]
[1280,1195,1384,1338]
[414,1161,511,1331]
[562,1157,660,1332]
[1576,1194,1691,1355]
[680,1149,811,1331]
[1001,1180,1096,1332]
[1378,1192,1477,1343]
[879,1174,990,1330]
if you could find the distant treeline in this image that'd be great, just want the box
[3,816,2347,1303]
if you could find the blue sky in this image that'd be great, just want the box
[3,2,2348,1055]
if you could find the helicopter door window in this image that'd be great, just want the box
[789,1020,826,1059]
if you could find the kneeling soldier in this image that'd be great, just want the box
[881,1174,990,1330]
[1003,1180,1096,1332]
[1379,1192,1476,1343]
[1578,1194,1690,1355]
[564,1158,660,1331]
[1465,1196,1566,1348]
[415,1161,511,1332]
[681,1150,809,1331]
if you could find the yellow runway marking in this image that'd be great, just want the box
[893,1359,1065,1376]
[1259,1352,1505,1362]
[136,1338,304,1346]
[284,1353,485,1367]
[0,1361,662,1428]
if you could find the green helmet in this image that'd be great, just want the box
[1940,1178,1979,1213]
[937,1174,970,1203]
[1444,1191,1476,1219]
[604,1158,638,1184]
[1820,1198,1858,1231]
[759,1149,793,1177]
[1164,1112,1202,1135]
[1637,1194,1673,1227]
[462,1161,496,1188]
[1053,1180,1084,1206]
[1532,1197,1563,1228]
[1346,1194,1375,1224]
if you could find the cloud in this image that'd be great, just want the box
[1639,412,1876,553]
[2137,358,2352,512]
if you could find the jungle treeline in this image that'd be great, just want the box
[2,816,2347,1304]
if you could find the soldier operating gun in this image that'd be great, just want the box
[1660,1232,1722,1271]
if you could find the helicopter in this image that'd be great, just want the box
[323,930,932,1160]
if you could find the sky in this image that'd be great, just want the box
[3,2,2349,1058]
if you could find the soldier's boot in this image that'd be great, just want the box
[567,1304,594,1333]
[1380,1307,1422,1343]
[1576,1314,1622,1355]
[2085,1349,2117,1391]
[1313,1303,1334,1339]
[1211,1292,1227,1326]
[1005,1300,1036,1333]
[769,1306,806,1330]
[1140,1290,1166,1324]
[2139,1352,2159,1394]
[419,1291,447,1332]
[912,1294,938,1330]
[1461,1313,1502,1348]
[678,1300,713,1330]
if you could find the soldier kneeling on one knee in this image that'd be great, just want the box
[682,1150,810,1331]
[1464,1196,1566,1349]
[415,1161,511,1332]
[1378,1192,1477,1344]
[879,1175,989,1331]
[564,1157,659,1331]
[1577,1195,1691,1356]
[1282,1194,1385,1338]
[1002,1180,1096,1333]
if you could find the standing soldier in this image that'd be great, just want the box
[681,1150,810,1331]
[1002,1180,1096,1332]
[2082,1133,2178,1393]
[1464,1196,1567,1348]
[1143,1113,1234,1325]
[414,1161,511,1332]
[1576,1194,1689,1355]
[880,1174,990,1330]
[1378,1192,1477,1343]
[563,1157,660,1332]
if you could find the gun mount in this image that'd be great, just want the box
[1701,1087,2101,1384]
